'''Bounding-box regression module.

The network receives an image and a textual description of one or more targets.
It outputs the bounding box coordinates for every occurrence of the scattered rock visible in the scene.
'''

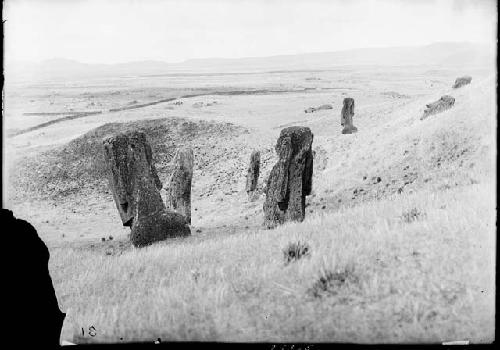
[372,176,382,184]
[166,147,194,224]
[341,98,358,134]
[452,76,472,89]
[263,126,314,229]
[421,95,455,120]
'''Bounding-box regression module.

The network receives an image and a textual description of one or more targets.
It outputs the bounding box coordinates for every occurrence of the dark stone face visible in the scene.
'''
[341,97,355,126]
[103,131,163,227]
[341,98,357,134]
[166,147,194,224]
[246,150,261,194]
[103,131,190,247]
[263,126,314,229]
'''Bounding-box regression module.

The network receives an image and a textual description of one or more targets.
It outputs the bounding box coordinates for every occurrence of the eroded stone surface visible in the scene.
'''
[263,126,314,229]
[341,98,358,134]
[103,131,190,247]
[452,76,472,89]
[166,147,194,224]
[421,95,455,120]
[245,150,261,197]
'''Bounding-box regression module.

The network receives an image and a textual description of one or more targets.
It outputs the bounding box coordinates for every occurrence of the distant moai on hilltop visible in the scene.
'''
[263,126,314,229]
[245,150,260,198]
[166,147,194,224]
[341,97,358,134]
[421,95,455,120]
[103,131,190,247]
[452,76,472,89]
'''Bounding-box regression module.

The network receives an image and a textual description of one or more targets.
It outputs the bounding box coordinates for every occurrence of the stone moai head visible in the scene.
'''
[166,147,194,224]
[341,97,355,127]
[263,126,314,228]
[246,150,261,195]
[341,98,358,134]
[102,131,163,227]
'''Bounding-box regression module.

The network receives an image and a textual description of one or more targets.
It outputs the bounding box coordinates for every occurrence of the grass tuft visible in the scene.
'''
[283,241,311,265]
[400,208,425,223]
[308,264,359,298]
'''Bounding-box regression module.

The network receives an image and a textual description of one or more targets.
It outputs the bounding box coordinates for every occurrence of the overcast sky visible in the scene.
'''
[3,0,497,64]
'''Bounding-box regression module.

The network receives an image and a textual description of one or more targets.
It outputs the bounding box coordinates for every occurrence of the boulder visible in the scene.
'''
[166,147,194,224]
[103,131,190,247]
[304,104,332,113]
[245,150,261,197]
[421,95,455,120]
[452,76,472,89]
[263,127,314,229]
[341,97,357,134]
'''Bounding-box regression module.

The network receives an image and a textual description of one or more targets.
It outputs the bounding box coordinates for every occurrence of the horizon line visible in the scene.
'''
[6,40,492,66]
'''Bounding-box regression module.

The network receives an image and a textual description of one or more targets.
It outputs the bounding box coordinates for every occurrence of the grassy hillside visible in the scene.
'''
[8,117,254,202]
[49,75,496,343]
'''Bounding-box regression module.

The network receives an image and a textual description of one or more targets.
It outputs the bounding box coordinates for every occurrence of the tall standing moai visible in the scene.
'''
[263,126,314,229]
[166,147,194,224]
[341,97,358,134]
[245,150,260,198]
[103,131,190,247]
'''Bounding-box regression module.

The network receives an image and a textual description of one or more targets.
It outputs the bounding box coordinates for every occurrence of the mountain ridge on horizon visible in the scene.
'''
[5,41,495,83]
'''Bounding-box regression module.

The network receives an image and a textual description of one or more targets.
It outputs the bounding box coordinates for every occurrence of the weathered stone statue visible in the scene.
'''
[421,95,455,120]
[166,147,194,224]
[263,126,314,229]
[245,150,260,197]
[452,76,472,89]
[103,131,190,247]
[341,97,357,134]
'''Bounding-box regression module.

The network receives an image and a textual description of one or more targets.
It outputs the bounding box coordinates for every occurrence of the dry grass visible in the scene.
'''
[54,183,495,343]
[5,68,495,344]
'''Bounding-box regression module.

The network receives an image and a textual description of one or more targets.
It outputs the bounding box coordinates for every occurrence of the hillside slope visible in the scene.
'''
[47,75,496,343]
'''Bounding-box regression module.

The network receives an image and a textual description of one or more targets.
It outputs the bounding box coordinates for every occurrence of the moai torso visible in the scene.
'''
[166,147,194,224]
[103,131,190,247]
[245,150,261,197]
[341,97,358,134]
[263,126,314,229]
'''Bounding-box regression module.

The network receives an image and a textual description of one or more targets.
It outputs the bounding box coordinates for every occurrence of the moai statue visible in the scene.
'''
[421,95,455,120]
[341,97,358,134]
[166,147,194,224]
[452,76,472,89]
[263,126,314,229]
[245,150,260,199]
[103,131,190,247]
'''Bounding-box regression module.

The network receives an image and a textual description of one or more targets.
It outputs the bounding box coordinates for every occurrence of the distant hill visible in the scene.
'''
[5,42,495,83]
